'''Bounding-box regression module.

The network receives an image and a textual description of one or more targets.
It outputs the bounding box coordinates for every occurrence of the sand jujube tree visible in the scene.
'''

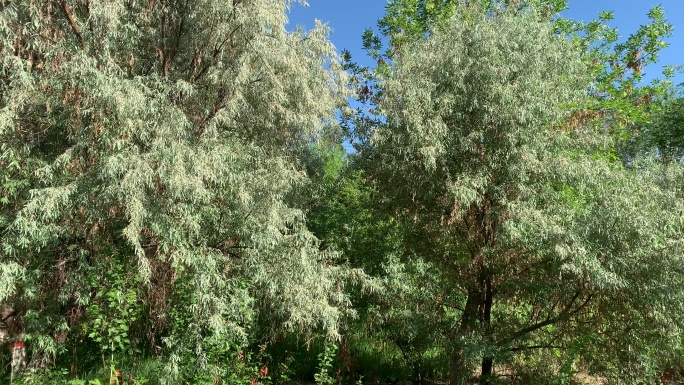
[365,4,684,383]
[0,0,363,380]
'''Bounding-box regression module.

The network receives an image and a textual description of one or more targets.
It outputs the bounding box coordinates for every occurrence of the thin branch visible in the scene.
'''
[37,33,57,44]
[510,344,565,352]
[192,26,240,83]
[59,0,86,50]
[1,308,17,323]
[508,291,586,342]
[441,302,465,313]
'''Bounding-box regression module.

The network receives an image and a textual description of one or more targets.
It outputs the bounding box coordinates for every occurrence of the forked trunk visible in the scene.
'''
[450,274,494,385]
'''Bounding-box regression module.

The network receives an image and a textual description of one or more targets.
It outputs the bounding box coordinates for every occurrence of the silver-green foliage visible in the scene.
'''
[0,0,360,377]
[372,6,684,382]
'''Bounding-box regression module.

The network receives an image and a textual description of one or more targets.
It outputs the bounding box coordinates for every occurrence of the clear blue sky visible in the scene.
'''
[288,1,684,85]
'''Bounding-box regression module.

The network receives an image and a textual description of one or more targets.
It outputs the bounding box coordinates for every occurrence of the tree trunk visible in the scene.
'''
[1,306,19,343]
[450,273,495,385]
[480,357,493,385]
[450,344,471,385]
[479,275,494,385]
[450,291,479,385]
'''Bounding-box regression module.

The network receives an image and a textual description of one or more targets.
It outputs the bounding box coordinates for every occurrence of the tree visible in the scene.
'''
[366,4,684,384]
[0,0,361,380]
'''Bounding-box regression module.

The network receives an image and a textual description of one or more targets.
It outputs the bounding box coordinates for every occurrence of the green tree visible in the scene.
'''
[367,5,684,385]
[0,0,362,381]
[378,0,567,55]
[364,0,678,156]
[639,88,684,161]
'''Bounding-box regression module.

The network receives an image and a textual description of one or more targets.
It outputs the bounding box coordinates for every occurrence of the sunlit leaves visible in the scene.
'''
[0,0,357,380]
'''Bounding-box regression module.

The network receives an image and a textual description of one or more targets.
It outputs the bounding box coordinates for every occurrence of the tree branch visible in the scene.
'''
[510,344,565,352]
[60,0,86,51]
[507,291,592,342]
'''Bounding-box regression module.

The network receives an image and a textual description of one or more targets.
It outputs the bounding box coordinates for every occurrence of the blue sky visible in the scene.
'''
[288,1,684,85]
